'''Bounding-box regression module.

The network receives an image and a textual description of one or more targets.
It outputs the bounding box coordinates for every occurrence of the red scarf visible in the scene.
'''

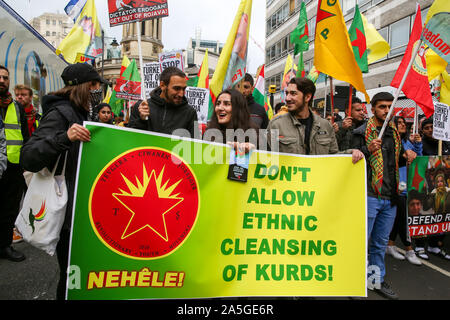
[24,104,36,134]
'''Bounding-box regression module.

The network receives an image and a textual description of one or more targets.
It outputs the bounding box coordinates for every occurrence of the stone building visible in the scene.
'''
[29,12,73,48]
[265,0,436,116]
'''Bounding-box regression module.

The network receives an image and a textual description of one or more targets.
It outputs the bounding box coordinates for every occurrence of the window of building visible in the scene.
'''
[52,32,56,36]
[46,19,50,25]
[389,16,410,56]
[53,20,56,25]
[46,31,50,36]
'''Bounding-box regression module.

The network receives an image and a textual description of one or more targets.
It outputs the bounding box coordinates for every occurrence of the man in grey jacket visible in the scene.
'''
[267,77,363,163]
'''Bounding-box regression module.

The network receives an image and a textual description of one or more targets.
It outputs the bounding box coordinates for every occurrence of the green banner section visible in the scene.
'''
[67,123,367,300]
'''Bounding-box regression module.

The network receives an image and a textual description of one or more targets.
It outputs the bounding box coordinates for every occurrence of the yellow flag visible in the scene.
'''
[314,0,369,102]
[103,86,112,104]
[197,50,210,89]
[440,71,450,105]
[425,0,450,24]
[426,48,448,81]
[56,0,102,64]
[210,0,252,100]
[360,13,390,64]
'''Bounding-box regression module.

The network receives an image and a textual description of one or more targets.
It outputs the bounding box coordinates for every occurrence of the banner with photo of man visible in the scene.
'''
[407,155,450,237]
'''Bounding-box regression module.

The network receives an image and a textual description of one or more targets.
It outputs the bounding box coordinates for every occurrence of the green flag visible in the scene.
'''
[407,156,429,193]
[290,1,309,55]
[109,90,124,117]
[348,5,369,73]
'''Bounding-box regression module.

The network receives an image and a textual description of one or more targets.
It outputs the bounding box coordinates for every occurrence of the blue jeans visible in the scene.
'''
[367,196,397,284]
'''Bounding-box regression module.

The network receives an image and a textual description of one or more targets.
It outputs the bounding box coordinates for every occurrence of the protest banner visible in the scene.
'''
[108,0,169,27]
[407,155,450,237]
[159,50,184,73]
[143,62,161,97]
[433,102,450,142]
[75,52,95,65]
[185,87,210,125]
[66,123,367,299]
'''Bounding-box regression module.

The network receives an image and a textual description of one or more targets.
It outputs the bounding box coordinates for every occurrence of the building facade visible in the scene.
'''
[265,0,435,115]
[29,12,73,48]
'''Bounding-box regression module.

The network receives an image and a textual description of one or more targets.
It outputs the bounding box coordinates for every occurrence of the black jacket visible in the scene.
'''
[128,87,199,138]
[20,95,88,230]
[422,136,450,156]
[246,95,269,129]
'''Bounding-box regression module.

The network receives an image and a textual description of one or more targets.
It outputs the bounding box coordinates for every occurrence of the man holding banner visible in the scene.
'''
[267,77,363,164]
[128,67,199,138]
[352,92,417,300]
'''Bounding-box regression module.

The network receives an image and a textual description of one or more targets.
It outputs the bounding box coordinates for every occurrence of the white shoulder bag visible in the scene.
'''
[15,153,68,256]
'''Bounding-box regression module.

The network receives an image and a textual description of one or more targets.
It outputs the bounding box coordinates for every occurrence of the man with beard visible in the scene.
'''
[0,65,29,262]
[421,117,450,156]
[352,92,416,300]
[129,67,198,138]
[267,77,363,163]
[235,73,269,129]
[336,97,365,151]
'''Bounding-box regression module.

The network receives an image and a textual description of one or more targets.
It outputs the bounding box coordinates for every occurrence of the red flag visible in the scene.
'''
[390,5,434,118]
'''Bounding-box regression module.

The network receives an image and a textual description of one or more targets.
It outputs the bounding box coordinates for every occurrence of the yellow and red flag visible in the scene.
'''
[210,0,252,102]
[391,5,434,118]
[313,0,369,102]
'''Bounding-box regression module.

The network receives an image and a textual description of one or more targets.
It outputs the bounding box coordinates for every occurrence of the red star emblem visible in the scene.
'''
[113,167,183,241]
[411,164,424,191]
[351,27,367,59]
[316,0,335,24]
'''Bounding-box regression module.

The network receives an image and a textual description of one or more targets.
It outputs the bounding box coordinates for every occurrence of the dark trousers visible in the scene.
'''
[0,164,25,248]
[389,195,411,247]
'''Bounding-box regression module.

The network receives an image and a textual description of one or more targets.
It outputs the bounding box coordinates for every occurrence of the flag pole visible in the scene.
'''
[330,76,335,124]
[323,76,328,118]
[378,39,423,139]
[136,21,146,101]
[348,85,353,116]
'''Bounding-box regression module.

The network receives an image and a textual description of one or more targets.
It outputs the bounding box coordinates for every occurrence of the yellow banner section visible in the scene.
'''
[214,152,367,297]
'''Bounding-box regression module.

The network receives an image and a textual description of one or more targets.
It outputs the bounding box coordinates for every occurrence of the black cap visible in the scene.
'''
[61,63,104,86]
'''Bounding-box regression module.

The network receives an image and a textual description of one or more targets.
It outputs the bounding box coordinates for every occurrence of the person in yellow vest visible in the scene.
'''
[0,65,30,262]
[0,115,6,178]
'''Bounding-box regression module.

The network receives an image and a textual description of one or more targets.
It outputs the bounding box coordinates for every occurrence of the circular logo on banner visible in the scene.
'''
[412,41,428,76]
[89,147,200,260]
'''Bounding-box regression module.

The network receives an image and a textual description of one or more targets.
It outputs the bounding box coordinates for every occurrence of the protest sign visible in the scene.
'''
[143,62,160,97]
[407,155,450,237]
[66,123,367,299]
[159,50,184,72]
[108,0,169,27]
[75,53,95,65]
[185,87,209,124]
[433,102,450,141]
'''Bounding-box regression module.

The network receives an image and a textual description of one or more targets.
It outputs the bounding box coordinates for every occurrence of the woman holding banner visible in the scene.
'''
[204,88,259,153]
[21,63,104,300]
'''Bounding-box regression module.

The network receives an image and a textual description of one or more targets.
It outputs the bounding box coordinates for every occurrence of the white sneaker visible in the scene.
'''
[427,246,441,254]
[386,246,405,260]
[415,247,429,260]
[405,250,422,265]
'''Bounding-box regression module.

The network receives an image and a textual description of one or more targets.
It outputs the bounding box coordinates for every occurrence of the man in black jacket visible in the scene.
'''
[236,73,269,129]
[129,67,199,138]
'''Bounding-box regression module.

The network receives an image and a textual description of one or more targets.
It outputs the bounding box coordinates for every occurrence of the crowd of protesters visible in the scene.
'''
[0,63,449,301]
